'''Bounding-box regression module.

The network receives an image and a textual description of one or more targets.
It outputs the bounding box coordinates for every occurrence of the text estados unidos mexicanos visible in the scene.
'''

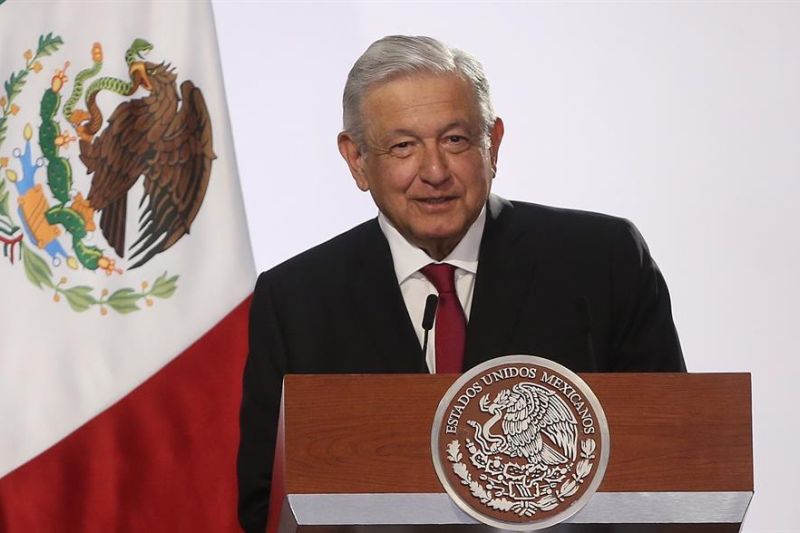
[444,366,596,435]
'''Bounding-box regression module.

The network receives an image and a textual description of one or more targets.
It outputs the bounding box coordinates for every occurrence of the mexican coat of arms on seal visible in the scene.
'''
[431,355,610,530]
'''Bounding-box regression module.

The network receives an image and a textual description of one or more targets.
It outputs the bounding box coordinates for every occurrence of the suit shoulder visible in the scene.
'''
[505,200,635,239]
[504,201,655,270]
[256,218,380,286]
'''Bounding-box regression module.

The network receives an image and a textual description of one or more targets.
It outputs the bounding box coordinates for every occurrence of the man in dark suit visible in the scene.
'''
[238,35,685,533]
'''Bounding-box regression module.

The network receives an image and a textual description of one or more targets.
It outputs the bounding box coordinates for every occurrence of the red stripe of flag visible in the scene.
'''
[0,296,251,532]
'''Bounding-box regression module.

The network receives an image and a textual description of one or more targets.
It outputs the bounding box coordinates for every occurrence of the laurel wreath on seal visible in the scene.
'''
[446,438,596,516]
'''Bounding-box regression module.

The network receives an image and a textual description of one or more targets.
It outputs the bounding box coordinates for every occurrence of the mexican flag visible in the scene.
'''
[0,1,255,530]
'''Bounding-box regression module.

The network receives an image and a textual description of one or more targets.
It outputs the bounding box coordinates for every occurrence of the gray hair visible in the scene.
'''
[342,35,496,149]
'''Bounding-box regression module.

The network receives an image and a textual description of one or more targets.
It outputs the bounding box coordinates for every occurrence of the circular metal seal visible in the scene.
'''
[431,355,610,530]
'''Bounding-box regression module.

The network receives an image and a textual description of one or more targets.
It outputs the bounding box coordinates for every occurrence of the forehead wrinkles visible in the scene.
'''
[362,75,482,143]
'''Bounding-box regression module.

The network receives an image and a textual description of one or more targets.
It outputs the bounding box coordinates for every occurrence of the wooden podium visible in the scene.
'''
[267,373,752,533]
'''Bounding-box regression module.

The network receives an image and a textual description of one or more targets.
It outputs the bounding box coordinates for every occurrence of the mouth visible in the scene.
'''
[415,196,457,206]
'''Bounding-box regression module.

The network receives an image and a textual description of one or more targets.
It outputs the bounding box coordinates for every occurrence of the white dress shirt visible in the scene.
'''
[378,207,486,373]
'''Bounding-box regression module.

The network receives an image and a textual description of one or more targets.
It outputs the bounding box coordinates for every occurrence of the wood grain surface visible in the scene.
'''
[279,373,752,495]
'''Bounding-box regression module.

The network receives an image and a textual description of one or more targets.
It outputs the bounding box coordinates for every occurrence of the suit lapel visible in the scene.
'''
[349,220,423,372]
[464,196,538,370]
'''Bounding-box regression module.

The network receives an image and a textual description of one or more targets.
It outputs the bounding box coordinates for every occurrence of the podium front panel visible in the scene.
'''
[270,373,752,533]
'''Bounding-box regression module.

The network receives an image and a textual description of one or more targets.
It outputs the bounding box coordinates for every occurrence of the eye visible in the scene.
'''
[389,140,416,157]
[443,135,470,153]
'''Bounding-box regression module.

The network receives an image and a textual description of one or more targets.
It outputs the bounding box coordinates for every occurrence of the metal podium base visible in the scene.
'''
[278,492,752,533]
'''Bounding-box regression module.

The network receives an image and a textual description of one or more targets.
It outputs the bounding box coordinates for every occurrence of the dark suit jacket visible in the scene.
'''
[237,195,685,532]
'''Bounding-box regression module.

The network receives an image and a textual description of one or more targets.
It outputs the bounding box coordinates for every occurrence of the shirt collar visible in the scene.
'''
[378,205,486,284]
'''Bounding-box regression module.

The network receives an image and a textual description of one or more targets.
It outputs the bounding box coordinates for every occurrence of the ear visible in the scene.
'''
[338,131,370,191]
[488,117,504,175]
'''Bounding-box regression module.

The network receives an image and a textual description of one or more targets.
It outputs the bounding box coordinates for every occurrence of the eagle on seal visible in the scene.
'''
[476,382,578,466]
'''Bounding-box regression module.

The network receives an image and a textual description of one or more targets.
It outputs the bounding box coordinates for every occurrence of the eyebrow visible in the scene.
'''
[438,121,472,135]
[381,121,473,143]
[382,129,418,141]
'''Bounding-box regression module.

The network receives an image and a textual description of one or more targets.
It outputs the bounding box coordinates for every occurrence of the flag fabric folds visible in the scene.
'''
[0,1,255,530]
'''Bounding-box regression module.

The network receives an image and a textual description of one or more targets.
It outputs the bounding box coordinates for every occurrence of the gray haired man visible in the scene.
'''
[238,35,684,533]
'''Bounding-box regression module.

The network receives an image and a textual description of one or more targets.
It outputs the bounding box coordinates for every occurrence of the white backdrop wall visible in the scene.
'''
[212,2,799,532]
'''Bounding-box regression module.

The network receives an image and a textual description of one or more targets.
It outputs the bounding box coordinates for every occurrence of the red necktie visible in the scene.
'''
[421,263,466,373]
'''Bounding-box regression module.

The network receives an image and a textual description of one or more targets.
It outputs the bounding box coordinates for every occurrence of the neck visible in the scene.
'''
[422,241,457,262]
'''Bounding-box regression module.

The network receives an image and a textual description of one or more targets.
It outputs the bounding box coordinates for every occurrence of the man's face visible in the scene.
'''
[339,73,504,260]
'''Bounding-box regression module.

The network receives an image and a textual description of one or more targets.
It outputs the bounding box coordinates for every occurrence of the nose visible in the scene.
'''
[419,143,450,186]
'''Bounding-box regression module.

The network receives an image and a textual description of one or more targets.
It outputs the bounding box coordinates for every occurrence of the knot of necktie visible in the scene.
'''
[420,263,457,295]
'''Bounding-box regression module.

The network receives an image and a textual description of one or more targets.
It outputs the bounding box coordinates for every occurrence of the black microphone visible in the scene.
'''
[421,294,439,372]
